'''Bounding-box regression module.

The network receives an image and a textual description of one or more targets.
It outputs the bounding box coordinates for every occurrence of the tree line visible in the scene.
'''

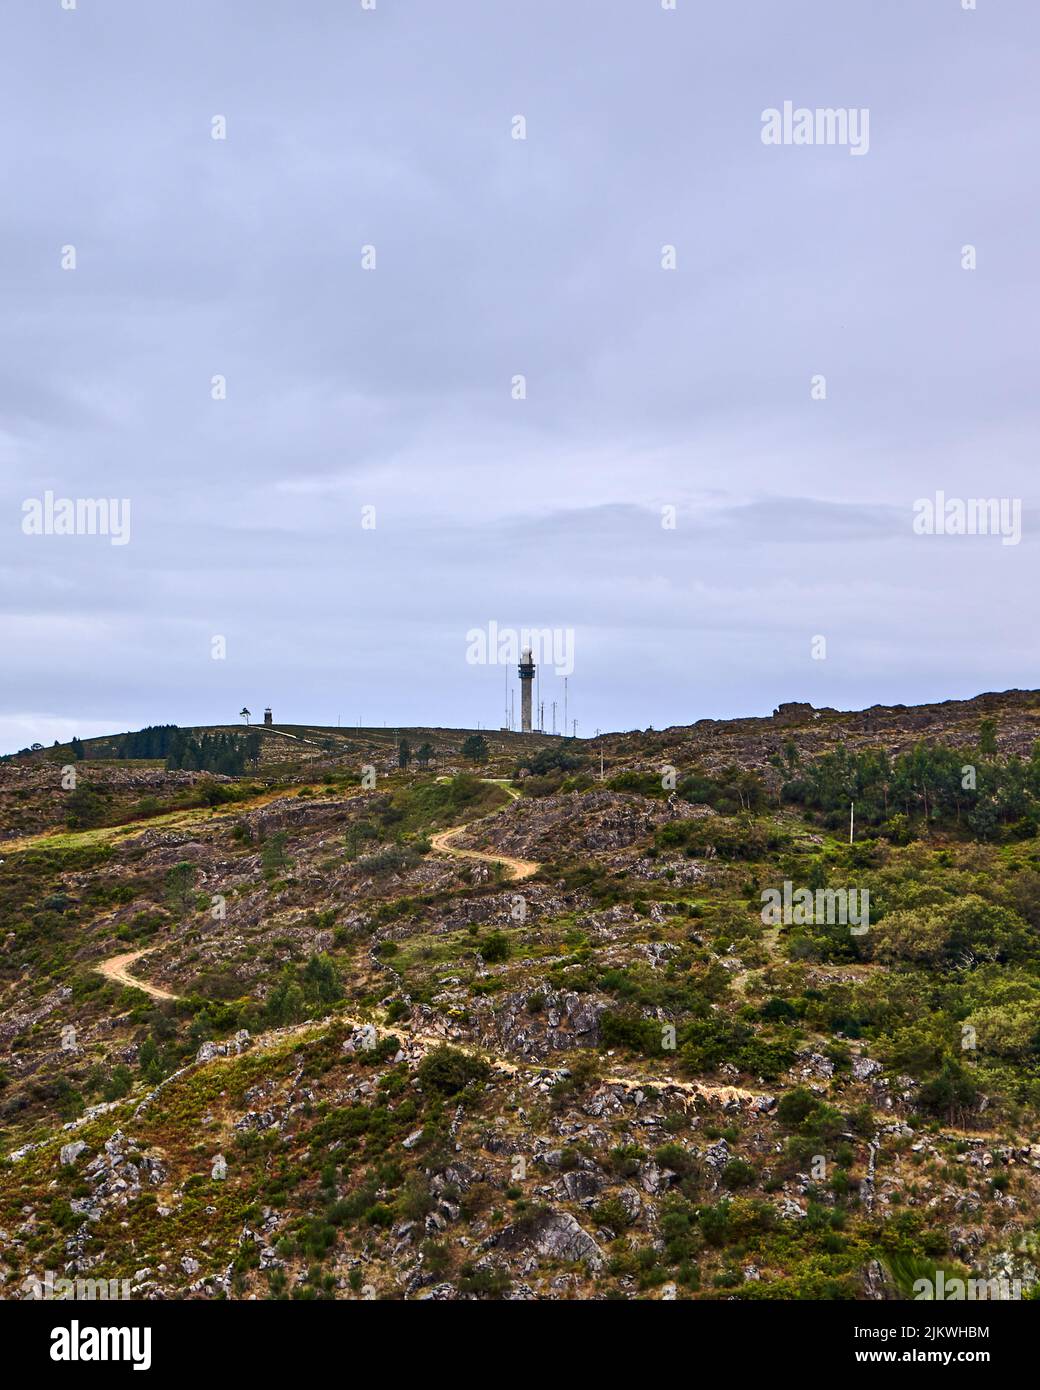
[95,724,261,776]
[164,730,259,775]
[780,726,1040,840]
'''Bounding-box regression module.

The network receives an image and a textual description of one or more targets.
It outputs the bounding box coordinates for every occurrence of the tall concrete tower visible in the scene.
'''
[518,648,535,734]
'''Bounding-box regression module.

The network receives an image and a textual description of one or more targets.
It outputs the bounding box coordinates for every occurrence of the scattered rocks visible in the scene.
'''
[472,983,608,1060]
[195,1031,251,1064]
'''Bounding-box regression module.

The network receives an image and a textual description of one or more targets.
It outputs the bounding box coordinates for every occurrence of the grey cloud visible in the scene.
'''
[1,0,1038,749]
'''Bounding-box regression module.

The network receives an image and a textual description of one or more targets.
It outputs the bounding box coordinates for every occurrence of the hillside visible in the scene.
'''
[3,690,1040,1301]
[0,722,555,843]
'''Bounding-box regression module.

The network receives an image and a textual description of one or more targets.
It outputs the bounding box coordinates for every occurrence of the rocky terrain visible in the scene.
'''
[594,687,1040,785]
[3,690,1040,1301]
[0,763,234,843]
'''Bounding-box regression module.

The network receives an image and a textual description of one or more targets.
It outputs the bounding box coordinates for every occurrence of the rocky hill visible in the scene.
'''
[3,689,1040,1301]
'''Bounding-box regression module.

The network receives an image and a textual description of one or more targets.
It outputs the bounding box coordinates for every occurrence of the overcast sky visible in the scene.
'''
[2,0,1038,752]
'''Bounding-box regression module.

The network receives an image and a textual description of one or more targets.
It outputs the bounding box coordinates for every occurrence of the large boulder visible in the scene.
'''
[489,1209,605,1270]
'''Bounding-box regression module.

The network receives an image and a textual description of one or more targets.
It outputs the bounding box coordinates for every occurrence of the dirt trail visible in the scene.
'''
[88,952,766,1112]
[179,1009,767,1111]
[94,948,179,1001]
[481,778,522,801]
[428,778,537,880]
[410,1037,762,1108]
[429,824,539,881]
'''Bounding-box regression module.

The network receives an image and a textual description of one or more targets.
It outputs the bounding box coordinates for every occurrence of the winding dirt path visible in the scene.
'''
[158,1009,765,1111]
[95,948,179,1001]
[429,824,539,881]
[428,778,538,880]
[83,949,766,1113]
[87,954,765,1111]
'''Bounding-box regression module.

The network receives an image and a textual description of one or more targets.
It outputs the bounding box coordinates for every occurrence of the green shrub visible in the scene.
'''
[720,1157,756,1190]
[481,931,511,964]
[417,1047,489,1096]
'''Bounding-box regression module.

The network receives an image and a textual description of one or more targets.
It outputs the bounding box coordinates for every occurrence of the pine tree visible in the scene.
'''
[461,734,489,764]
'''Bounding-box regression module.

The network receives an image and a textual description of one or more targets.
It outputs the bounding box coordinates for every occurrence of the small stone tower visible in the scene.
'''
[264,708,273,725]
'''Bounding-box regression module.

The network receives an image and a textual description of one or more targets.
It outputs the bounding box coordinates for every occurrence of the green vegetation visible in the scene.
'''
[165,730,253,775]
[264,955,344,1025]
[782,738,1040,841]
[382,774,508,834]
[461,734,489,764]
[416,1047,490,1095]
